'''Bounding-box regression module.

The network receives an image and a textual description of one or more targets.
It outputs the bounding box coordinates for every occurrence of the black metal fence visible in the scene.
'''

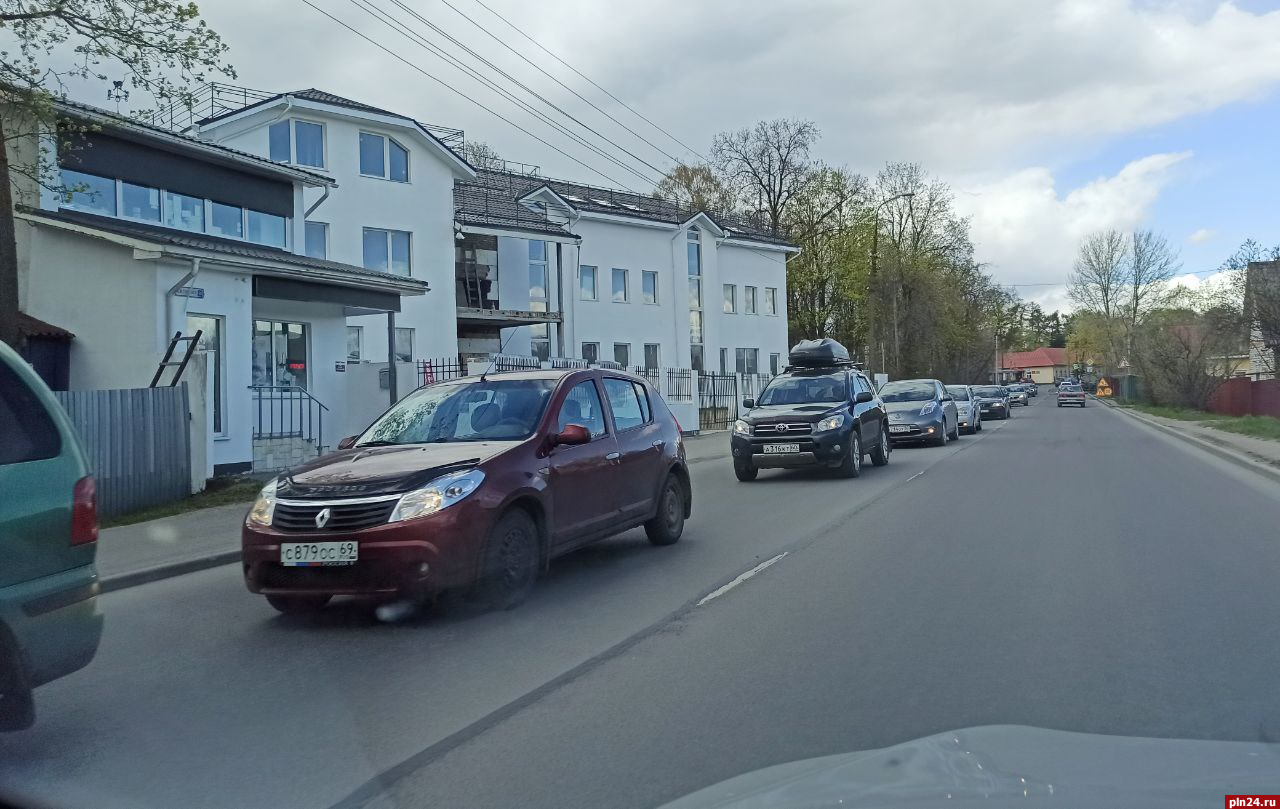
[665,368,693,402]
[493,354,542,372]
[698,372,740,431]
[416,357,467,387]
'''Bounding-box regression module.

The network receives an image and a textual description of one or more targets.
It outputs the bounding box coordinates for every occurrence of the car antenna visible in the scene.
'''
[479,326,522,383]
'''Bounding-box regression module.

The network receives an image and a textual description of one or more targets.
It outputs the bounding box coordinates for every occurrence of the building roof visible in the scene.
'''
[454,169,796,248]
[1002,347,1070,369]
[54,98,335,187]
[19,207,429,294]
[18,312,74,341]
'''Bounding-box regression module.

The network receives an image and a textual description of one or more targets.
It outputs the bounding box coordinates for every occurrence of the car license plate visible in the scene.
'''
[280,541,358,567]
[762,443,800,454]
[889,425,913,434]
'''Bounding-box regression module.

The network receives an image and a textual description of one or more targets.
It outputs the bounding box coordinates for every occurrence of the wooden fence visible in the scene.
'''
[54,386,192,518]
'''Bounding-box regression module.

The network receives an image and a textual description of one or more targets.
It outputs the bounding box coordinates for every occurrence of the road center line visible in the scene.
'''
[697,552,789,606]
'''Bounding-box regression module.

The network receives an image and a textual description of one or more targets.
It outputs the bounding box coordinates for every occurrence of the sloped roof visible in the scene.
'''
[18,312,74,341]
[1002,347,1069,369]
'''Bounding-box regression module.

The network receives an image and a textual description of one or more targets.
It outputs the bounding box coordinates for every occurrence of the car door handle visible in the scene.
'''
[605,452,621,461]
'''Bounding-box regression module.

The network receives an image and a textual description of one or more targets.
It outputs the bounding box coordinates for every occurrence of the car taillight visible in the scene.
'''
[71,475,98,545]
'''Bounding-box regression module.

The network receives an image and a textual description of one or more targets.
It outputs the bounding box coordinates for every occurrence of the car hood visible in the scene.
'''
[744,404,841,423]
[277,441,520,497]
[658,725,1280,809]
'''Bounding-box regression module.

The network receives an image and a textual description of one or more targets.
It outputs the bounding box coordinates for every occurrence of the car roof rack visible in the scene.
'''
[781,359,864,373]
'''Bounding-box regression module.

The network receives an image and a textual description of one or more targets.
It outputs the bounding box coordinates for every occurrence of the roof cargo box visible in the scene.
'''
[788,338,850,367]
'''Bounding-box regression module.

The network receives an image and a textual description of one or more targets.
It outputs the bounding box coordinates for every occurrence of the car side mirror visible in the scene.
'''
[741,398,755,409]
[338,435,358,450]
[943,395,954,402]
[854,391,874,403]
[552,424,591,446]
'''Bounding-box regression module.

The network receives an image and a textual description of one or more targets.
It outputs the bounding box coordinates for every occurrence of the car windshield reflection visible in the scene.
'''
[359,379,556,445]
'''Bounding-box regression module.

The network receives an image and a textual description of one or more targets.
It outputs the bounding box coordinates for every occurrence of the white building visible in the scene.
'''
[12,98,427,474]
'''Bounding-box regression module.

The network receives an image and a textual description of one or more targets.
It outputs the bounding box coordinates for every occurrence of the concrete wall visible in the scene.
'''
[342,361,419,438]
[714,241,790,373]
[205,108,460,362]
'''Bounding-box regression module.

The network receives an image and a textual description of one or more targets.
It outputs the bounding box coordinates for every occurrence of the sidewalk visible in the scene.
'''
[1103,400,1280,485]
[97,502,248,592]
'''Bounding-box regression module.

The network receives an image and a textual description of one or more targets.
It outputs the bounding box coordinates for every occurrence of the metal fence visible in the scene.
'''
[698,372,740,431]
[629,366,662,387]
[550,357,590,369]
[665,368,693,402]
[416,357,467,387]
[492,354,542,372]
[738,373,775,400]
[54,387,192,519]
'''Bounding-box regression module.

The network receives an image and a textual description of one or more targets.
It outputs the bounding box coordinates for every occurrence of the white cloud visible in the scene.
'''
[1187,228,1216,244]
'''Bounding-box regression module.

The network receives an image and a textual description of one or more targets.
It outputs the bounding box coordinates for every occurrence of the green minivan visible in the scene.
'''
[0,340,103,730]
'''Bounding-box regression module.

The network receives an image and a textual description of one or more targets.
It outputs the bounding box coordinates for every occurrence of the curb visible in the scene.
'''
[99,550,241,594]
[1101,400,1280,487]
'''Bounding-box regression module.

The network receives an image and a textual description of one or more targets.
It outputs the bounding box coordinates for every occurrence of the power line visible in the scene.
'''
[297,0,641,188]
[344,0,661,187]
[465,0,709,164]
[440,0,686,167]
[387,0,672,183]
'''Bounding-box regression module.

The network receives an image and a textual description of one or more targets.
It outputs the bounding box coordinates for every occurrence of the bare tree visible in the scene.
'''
[654,162,735,213]
[711,118,819,236]
[1125,228,1179,332]
[1068,229,1129,368]
[462,140,505,171]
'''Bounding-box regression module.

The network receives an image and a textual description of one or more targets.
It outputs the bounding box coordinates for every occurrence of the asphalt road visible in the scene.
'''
[5,394,1280,809]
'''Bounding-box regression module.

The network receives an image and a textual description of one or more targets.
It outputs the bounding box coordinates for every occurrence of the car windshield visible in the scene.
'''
[878,381,936,402]
[971,386,1002,397]
[358,378,556,444]
[946,386,970,400]
[757,372,847,405]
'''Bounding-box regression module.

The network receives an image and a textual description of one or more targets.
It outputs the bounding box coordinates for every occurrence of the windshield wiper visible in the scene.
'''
[354,440,400,447]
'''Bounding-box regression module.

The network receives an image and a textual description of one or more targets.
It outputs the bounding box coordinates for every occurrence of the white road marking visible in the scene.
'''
[906,471,925,483]
[697,552,789,606]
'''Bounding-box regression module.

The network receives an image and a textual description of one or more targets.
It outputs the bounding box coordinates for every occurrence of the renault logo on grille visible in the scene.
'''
[775,424,789,433]
[315,507,332,529]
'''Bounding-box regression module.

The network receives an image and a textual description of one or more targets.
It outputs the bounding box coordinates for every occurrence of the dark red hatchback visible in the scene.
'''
[242,368,691,614]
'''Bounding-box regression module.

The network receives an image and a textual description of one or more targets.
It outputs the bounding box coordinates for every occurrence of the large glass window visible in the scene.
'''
[688,228,703,369]
[642,270,658,304]
[359,132,409,182]
[581,342,599,363]
[210,201,243,239]
[612,268,628,302]
[347,326,362,363]
[364,228,412,275]
[394,327,414,362]
[388,139,409,182]
[60,169,116,215]
[293,121,325,168]
[252,320,309,389]
[723,284,737,314]
[269,120,291,162]
[186,314,224,434]
[163,191,204,232]
[764,287,778,315]
[247,210,286,248]
[644,343,660,370]
[736,348,759,375]
[121,182,160,221]
[529,241,550,360]
[305,221,328,259]
[745,286,758,315]
[613,343,630,366]
[580,265,598,300]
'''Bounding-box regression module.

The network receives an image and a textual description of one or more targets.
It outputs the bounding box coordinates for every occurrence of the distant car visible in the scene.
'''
[945,385,982,435]
[1023,382,1039,397]
[880,379,959,447]
[243,368,691,614]
[1008,386,1029,406]
[1057,384,1086,407]
[0,340,103,731]
[970,385,1011,420]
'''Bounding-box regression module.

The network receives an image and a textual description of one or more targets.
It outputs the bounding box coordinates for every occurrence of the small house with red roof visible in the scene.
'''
[1000,347,1070,384]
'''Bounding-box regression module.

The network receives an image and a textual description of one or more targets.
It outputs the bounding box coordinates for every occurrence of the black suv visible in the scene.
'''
[730,339,889,481]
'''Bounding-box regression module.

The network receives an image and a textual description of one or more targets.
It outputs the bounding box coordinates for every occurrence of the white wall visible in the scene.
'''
[712,241,791,374]
[204,108,460,363]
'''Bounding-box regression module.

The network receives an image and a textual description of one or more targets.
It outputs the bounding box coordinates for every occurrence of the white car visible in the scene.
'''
[945,385,983,435]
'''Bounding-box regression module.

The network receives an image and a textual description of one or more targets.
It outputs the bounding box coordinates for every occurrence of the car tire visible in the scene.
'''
[0,642,34,732]
[475,509,541,610]
[947,418,960,441]
[266,594,332,615]
[931,424,947,447]
[645,475,687,545]
[1057,402,1063,407]
[870,425,890,467]
[733,457,758,482]
[836,431,862,478]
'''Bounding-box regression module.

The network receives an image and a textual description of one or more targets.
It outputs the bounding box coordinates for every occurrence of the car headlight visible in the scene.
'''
[247,478,278,527]
[389,469,485,523]
[919,401,938,416]
[814,414,844,432]
[733,419,750,435]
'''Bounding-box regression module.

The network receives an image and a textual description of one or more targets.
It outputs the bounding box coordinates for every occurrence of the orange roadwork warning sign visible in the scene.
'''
[1096,378,1112,397]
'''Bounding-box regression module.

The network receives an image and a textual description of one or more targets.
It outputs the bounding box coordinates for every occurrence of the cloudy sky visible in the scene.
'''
[181,0,1280,310]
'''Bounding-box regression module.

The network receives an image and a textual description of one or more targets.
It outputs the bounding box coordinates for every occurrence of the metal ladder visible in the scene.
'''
[149,330,203,388]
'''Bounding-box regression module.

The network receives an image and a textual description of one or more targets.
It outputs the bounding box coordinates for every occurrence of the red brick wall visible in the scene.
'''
[1209,377,1280,418]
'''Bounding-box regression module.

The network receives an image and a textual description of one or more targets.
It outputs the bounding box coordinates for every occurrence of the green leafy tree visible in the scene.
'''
[0,0,233,349]
[654,162,735,213]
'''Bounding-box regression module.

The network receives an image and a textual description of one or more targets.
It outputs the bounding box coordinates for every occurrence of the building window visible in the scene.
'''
[247,210,286,248]
[164,191,204,232]
[187,314,224,434]
[764,287,778,315]
[347,326,362,363]
[305,221,328,259]
[359,132,409,182]
[394,327,414,362]
[269,119,325,168]
[582,342,599,363]
[642,270,658,304]
[612,268,628,302]
[363,227,412,275]
[252,320,309,389]
[580,265,598,300]
[719,347,728,374]
[770,353,781,375]
[723,284,736,314]
[644,343,660,370]
[456,233,498,309]
[210,201,243,239]
[60,168,116,215]
[688,228,703,369]
[121,181,159,221]
[745,286,757,315]
[614,343,630,366]
[736,348,759,375]
[529,241,550,360]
